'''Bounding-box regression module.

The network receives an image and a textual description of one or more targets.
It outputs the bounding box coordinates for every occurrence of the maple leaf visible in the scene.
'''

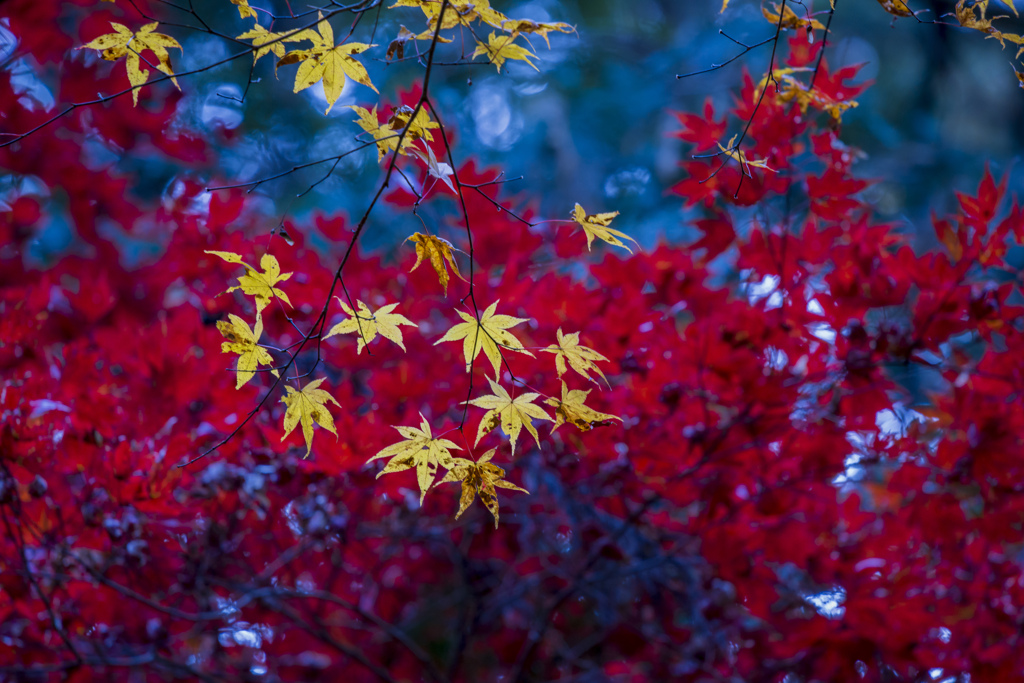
[434,300,534,377]
[544,381,621,433]
[407,232,462,294]
[542,328,609,385]
[718,134,774,174]
[762,3,826,30]
[464,378,551,455]
[276,13,377,114]
[876,0,915,17]
[571,203,638,253]
[207,251,293,314]
[217,313,275,389]
[323,298,417,353]
[78,22,181,106]
[230,0,257,19]
[368,414,460,503]
[472,32,538,73]
[236,24,301,64]
[500,19,574,48]
[386,25,417,60]
[280,378,341,458]
[435,449,528,528]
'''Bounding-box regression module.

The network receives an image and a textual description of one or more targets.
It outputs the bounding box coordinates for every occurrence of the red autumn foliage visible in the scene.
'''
[3,5,1024,683]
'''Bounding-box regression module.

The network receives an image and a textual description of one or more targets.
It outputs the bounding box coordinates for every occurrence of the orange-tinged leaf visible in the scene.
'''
[280,378,341,458]
[368,414,459,503]
[434,300,534,376]
[544,381,621,432]
[435,449,527,528]
[762,2,826,30]
[465,378,551,455]
[407,232,461,294]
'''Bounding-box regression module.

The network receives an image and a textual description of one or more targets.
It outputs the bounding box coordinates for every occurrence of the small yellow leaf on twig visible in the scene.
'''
[542,328,610,385]
[407,232,462,294]
[280,378,341,458]
[472,32,538,72]
[217,313,275,389]
[571,203,638,253]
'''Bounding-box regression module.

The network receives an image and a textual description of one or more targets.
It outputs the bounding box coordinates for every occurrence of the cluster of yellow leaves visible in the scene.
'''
[349,104,439,161]
[78,22,181,105]
[389,0,573,73]
[955,0,1024,55]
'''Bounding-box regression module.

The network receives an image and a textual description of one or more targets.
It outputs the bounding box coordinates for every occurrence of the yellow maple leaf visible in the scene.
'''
[323,298,417,353]
[407,232,462,294]
[78,22,181,106]
[368,414,460,503]
[280,378,341,458]
[434,300,534,376]
[236,24,302,64]
[276,13,377,114]
[206,250,292,314]
[230,0,257,19]
[542,328,610,385]
[571,203,638,253]
[435,448,528,528]
[217,313,275,389]
[762,3,826,30]
[499,19,574,48]
[718,134,774,174]
[544,381,621,433]
[465,378,551,455]
[472,32,538,73]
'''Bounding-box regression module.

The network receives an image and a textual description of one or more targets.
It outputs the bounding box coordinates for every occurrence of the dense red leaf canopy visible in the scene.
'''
[3,3,1024,682]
